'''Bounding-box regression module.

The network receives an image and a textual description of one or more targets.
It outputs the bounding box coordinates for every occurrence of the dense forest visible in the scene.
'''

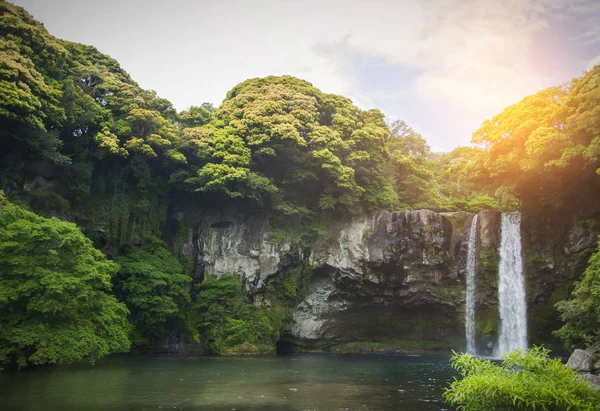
[1,0,600,369]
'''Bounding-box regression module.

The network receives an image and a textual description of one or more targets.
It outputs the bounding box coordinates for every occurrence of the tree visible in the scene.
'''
[387,120,441,209]
[180,75,397,214]
[456,66,600,213]
[0,194,130,367]
[114,237,191,344]
[0,2,67,164]
[444,346,600,410]
[187,275,275,354]
[178,105,213,128]
[555,238,600,350]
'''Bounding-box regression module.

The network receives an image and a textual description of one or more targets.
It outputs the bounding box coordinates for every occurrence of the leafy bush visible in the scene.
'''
[187,275,276,354]
[555,239,600,350]
[0,194,130,367]
[114,236,190,344]
[444,346,600,410]
[265,263,313,304]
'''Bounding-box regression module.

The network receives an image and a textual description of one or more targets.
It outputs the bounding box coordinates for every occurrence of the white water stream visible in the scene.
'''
[465,214,478,355]
[496,212,528,356]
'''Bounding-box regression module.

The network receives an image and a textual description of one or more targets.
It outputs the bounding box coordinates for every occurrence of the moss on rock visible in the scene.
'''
[327,338,458,355]
[221,343,275,356]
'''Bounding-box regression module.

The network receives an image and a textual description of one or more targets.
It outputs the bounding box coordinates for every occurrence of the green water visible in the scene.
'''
[0,354,455,410]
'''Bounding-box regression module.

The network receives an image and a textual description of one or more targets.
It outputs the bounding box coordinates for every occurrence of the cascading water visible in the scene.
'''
[496,212,527,356]
[465,214,478,355]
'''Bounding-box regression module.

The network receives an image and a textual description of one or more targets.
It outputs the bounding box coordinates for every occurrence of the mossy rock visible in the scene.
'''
[528,280,576,347]
[328,338,457,355]
[477,248,499,300]
[475,309,499,340]
[221,342,275,355]
[480,248,499,279]
[441,211,472,233]
[263,262,313,307]
[328,307,463,344]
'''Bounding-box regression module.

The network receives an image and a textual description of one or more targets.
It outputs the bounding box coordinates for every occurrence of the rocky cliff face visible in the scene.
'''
[177,209,490,352]
[522,214,600,351]
[172,207,599,354]
[20,177,598,354]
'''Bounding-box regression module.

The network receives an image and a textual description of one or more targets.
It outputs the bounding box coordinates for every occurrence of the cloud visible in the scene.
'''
[303,0,599,147]
[586,55,600,71]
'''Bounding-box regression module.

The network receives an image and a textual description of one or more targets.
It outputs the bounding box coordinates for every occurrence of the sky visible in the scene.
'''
[12,0,600,151]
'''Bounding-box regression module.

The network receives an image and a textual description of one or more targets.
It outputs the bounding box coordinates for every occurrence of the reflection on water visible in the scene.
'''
[0,354,455,410]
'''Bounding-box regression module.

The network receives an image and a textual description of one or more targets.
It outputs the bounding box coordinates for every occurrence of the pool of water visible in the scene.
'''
[0,354,456,410]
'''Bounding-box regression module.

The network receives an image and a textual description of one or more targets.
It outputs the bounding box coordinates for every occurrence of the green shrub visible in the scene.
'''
[187,275,276,354]
[555,239,600,350]
[114,236,190,345]
[26,190,70,214]
[444,346,600,410]
[265,262,313,305]
[0,194,130,367]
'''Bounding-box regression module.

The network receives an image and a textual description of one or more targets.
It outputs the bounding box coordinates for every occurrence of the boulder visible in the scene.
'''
[578,374,600,391]
[566,348,597,372]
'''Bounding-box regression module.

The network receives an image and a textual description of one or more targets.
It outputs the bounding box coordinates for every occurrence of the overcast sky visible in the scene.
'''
[12,0,600,151]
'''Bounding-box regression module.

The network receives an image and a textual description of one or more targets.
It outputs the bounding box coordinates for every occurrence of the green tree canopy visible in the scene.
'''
[442,66,600,213]
[0,194,130,367]
[114,237,190,344]
[387,120,442,209]
[187,275,275,354]
[178,76,397,214]
[0,1,67,163]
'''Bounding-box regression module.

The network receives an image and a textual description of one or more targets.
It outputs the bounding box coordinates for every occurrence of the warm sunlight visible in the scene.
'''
[1,1,599,410]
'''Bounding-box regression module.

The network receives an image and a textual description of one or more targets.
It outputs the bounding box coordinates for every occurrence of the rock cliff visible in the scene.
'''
[124,204,600,354]
[176,209,490,353]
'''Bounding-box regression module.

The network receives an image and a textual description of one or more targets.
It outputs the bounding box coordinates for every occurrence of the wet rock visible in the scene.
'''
[564,221,599,255]
[477,210,501,250]
[23,175,57,193]
[179,213,298,290]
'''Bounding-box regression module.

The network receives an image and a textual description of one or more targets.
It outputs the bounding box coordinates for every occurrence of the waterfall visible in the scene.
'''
[496,212,527,356]
[465,214,478,355]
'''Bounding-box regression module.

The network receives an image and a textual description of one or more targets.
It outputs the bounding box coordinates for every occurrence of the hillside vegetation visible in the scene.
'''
[1,0,599,366]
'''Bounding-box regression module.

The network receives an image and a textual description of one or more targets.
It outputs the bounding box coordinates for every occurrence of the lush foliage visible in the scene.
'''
[177,76,398,215]
[0,194,130,367]
[2,0,600,365]
[186,275,276,354]
[444,346,600,410]
[0,0,188,248]
[438,67,600,213]
[0,0,446,252]
[555,239,600,350]
[387,120,441,209]
[3,0,599,223]
[185,264,314,355]
[114,237,190,344]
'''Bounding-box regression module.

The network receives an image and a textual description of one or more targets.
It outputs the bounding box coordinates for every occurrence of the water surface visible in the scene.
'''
[0,354,455,410]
